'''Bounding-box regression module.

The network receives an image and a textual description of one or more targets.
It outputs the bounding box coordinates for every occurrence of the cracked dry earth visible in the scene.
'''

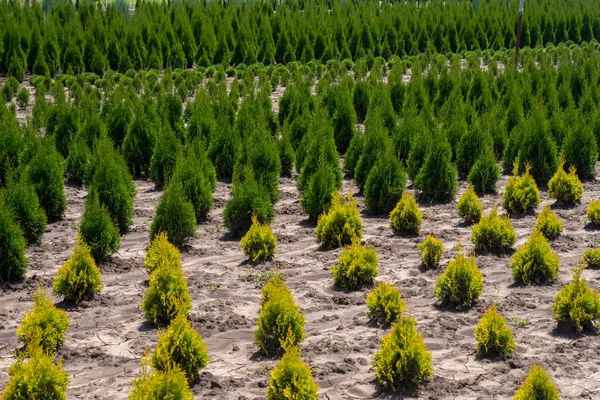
[1,164,600,400]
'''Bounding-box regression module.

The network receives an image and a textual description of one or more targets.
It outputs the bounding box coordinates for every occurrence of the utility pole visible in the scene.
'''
[514,0,525,67]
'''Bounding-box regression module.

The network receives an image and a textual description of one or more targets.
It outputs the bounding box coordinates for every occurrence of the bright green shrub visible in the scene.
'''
[2,347,69,400]
[17,289,69,352]
[123,109,156,177]
[510,230,560,285]
[562,124,597,179]
[53,240,103,304]
[372,316,433,390]
[0,196,27,282]
[471,207,517,252]
[435,250,484,309]
[414,135,458,203]
[16,88,30,109]
[241,216,277,263]
[548,159,583,205]
[145,232,182,274]
[129,357,192,400]
[142,263,192,327]
[502,163,540,215]
[223,167,274,238]
[207,127,240,181]
[535,206,563,240]
[65,136,90,184]
[474,304,515,359]
[366,282,406,327]
[79,189,120,262]
[406,132,431,181]
[587,200,600,226]
[278,132,295,178]
[517,110,559,184]
[457,185,483,224]
[150,126,181,189]
[468,150,501,194]
[315,193,362,249]
[332,239,379,290]
[582,248,600,268]
[389,191,422,236]
[513,365,559,400]
[152,314,209,382]
[150,181,196,248]
[2,175,47,245]
[364,148,406,215]
[552,266,600,333]
[456,124,494,179]
[300,161,337,221]
[170,150,213,224]
[267,341,318,400]
[418,235,444,268]
[255,280,306,356]
[343,132,363,176]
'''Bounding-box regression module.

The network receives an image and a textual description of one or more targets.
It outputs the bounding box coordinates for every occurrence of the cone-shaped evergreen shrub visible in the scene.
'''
[364,148,406,215]
[150,181,197,248]
[513,365,559,400]
[510,230,560,285]
[414,136,457,203]
[548,159,583,205]
[582,248,600,268]
[315,193,362,249]
[518,110,558,184]
[2,175,47,245]
[2,346,69,400]
[503,163,540,215]
[456,124,494,179]
[332,238,378,290]
[535,206,563,240]
[435,250,484,309]
[278,132,295,178]
[145,232,182,275]
[406,132,431,181]
[26,139,66,222]
[53,239,103,304]
[587,200,600,226]
[65,135,90,185]
[468,150,501,195]
[224,167,274,238]
[129,356,192,400]
[267,339,319,400]
[150,126,181,189]
[389,191,422,236]
[418,235,444,268]
[471,207,516,252]
[123,109,156,177]
[366,282,406,327]
[372,316,433,390]
[241,216,277,263]
[255,279,306,356]
[79,189,120,262]
[343,132,363,176]
[474,304,515,359]
[552,266,600,333]
[457,185,483,224]
[207,127,240,181]
[332,89,356,155]
[142,263,192,327]
[152,314,209,382]
[170,152,213,224]
[353,120,387,191]
[300,161,337,221]
[17,289,69,352]
[0,196,27,282]
[562,124,597,179]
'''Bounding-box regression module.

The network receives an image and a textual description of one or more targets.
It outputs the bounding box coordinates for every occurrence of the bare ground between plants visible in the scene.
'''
[1,165,600,399]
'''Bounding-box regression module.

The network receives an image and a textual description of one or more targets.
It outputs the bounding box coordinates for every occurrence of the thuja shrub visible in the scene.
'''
[343,133,363,176]
[152,314,209,382]
[142,263,192,327]
[435,250,484,310]
[79,189,120,262]
[223,167,274,238]
[552,267,600,333]
[502,163,540,215]
[267,342,318,400]
[65,135,90,185]
[587,200,600,226]
[315,193,362,249]
[123,109,156,177]
[2,175,47,245]
[510,230,560,285]
[145,232,182,274]
[241,216,277,263]
[129,356,193,400]
[474,304,515,359]
[471,207,516,253]
[548,159,583,205]
[17,289,70,352]
[562,124,597,179]
[300,161,337,221]
[582,248,600,268]
[366,282,406,327]
[413,136,457,203]
[2,347,69,400]
[389,191,422,236]
[150,126,181,189]
[418,235,444,268]
[331,238,379,290]
[364,149,406,215]
[53,239,103,304]
[170,150,213,224]
[372,316,433,390]
[535,206,563,240]
[0,196,27,282]
[150,181,196,248]
[513,365,560,400]
[468,150,500,195]
[457,185,483,224]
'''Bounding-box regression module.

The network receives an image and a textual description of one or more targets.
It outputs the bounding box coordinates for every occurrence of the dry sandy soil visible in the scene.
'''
[1,158,600,399]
